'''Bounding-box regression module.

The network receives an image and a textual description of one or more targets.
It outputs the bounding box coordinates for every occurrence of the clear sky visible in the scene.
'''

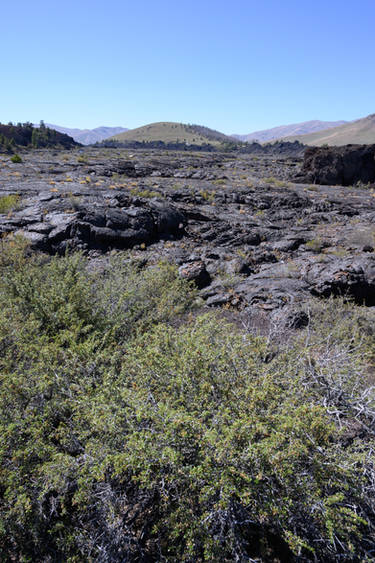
[2,0,374,134]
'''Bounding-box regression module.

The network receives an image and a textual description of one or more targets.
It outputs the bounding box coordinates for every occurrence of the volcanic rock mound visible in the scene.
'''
[296,144,375,186]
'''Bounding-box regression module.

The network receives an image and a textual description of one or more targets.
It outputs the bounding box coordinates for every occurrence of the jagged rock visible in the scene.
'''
[235,275,309,310]
[271,238,305,252]
[1,199,186,253]
[296,144,375,186]
[178,261,211,289]
[205,293,231,306]
[101,160,154,177]
[272,308,310,329]
[149,202,186,236]
[224,258,252,275]
[304,256,375,305]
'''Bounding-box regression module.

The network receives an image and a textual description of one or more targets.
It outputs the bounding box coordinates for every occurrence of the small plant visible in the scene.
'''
[0,194,20,213]
[305,237,324,252]
[264,176,277,184]
[354,180,372,189]
[199,189,215,202]
[285,259,300,276]
[254,209,265,217]
[329,246,349,258]
[130,188,160,198]
[67,194,82,211]
[236,248,248,260]
[274,179,287,187]
[10,154,22,163]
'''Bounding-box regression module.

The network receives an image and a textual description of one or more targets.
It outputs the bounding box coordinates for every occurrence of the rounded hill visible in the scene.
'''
[109,122,233,145]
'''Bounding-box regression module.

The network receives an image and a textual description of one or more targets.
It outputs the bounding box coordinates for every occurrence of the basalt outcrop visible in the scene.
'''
[296,144,375,186]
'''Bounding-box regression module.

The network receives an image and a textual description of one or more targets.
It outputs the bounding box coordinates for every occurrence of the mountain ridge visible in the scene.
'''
[282,114,375,146]
[43,124,128,145]
[232,120,347,143]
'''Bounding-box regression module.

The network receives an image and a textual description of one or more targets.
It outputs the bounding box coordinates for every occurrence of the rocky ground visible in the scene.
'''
[1,146,375,330]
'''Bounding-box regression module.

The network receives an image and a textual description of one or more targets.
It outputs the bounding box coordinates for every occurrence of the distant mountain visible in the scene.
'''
[110,122,233,146]
[283,114,375,146]
[44,124,128,145]
[232,120,347,143]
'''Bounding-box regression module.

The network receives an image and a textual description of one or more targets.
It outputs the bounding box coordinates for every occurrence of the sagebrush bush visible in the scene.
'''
[0,239,375,561]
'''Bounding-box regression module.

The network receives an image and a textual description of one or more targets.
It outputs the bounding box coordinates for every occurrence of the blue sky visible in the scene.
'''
[2,0,374,134]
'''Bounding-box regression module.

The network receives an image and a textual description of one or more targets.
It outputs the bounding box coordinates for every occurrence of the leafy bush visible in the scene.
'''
[93,255,196,339]
[0,240,194,343]
[81,314,375,561]
[0,241,375,561]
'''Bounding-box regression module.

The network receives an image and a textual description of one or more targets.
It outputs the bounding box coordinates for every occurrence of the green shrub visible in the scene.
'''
[93,255,196,338]
[264,176,278,184]
[0,242,374,561]
[0,243,194,343]
[130,187,160,198]
[305,237,325,252]
[199,189,215,202]
[0,194,20,213]
[10,153,22,163]
[86,314,374,561]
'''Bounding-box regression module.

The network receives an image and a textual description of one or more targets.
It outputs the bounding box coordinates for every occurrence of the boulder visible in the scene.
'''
[304,256,375,305]
[149,201,186,236]
[178,261,211,289]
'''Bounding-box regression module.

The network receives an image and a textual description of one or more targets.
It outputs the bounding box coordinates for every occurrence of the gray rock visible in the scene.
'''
[178,262,211,289]
[304,256,375,305]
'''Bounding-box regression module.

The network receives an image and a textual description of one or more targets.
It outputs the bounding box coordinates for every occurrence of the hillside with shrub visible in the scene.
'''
[109,121,234,146]
[0,121,79,152]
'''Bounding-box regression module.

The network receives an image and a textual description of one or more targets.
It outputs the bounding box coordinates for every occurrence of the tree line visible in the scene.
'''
[0,121,78,152]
